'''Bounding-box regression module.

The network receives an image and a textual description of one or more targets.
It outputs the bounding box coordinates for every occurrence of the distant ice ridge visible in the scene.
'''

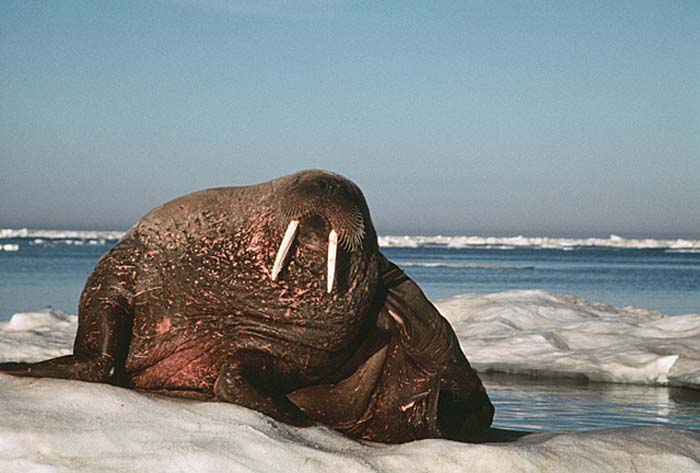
[2,296,700,472]
[0,228,124,240]
[3,229,700,251]
[379,234,700,250]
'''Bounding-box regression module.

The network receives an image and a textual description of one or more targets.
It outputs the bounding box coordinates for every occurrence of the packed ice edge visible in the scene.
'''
[2,290,698,390]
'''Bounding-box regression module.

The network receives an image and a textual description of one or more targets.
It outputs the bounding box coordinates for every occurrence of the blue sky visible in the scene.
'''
[1,1,698,237]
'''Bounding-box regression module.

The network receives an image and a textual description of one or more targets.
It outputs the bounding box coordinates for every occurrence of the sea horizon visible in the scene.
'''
[3,227,700,245]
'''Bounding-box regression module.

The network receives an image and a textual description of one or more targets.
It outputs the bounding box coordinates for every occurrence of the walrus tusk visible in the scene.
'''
[271,219,299,281]
[327,229,338,293]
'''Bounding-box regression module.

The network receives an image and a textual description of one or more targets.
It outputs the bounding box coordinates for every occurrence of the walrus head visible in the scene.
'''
[271,170,375,293]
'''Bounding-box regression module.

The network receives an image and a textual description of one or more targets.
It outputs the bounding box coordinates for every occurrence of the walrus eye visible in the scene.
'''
[271,219,299,281]
[327,229,338,293]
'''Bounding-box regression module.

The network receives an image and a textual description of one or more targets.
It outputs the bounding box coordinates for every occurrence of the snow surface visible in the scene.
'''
[2,293,700,472]
[0,373,698,473]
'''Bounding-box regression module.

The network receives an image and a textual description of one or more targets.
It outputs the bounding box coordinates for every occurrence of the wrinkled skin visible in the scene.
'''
[0,170,493,443]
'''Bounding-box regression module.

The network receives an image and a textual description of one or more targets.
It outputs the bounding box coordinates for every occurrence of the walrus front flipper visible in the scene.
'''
[0,354,117,380]
[287,346,388,429]
[0,243,136,383]
[214,350,314,427]
[378,256,494,441]
[290,334,443,443]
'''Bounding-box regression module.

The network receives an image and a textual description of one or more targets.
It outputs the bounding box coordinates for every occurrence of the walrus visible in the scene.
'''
[0,170,493,443]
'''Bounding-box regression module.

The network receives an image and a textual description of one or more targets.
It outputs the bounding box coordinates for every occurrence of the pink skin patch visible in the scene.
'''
[399,401,415,412]
[155,317,172,335]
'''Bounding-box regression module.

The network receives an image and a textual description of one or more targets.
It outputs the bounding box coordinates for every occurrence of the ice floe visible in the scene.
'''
[1,295,700,472]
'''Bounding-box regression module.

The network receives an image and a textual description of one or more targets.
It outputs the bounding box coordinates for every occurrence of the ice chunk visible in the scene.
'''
[436,290,700,388]
[0,309,77,363]
[5,309,73,331]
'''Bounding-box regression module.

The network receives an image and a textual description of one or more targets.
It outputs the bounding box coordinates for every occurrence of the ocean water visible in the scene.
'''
[2,235,699,319]
[384,246,700,316]
[1,233,699,434]
[0,238,108,320]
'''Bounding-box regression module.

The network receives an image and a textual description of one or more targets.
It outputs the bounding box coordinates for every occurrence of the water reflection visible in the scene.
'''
[482,374,700,432]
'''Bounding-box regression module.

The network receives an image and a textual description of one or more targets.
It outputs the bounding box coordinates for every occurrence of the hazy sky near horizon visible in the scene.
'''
[1,1,699,237]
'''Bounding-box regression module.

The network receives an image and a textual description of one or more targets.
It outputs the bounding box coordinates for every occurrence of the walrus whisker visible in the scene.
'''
[327,229,338,293]
[271,219,299,281]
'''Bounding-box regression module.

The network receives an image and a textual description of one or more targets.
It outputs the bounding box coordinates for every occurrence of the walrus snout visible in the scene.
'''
[277,170,367,251]
[271,170,372,293]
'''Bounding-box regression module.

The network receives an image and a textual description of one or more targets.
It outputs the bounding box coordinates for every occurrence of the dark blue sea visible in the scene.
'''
[1,235,699,432]
[2,239,698,319]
